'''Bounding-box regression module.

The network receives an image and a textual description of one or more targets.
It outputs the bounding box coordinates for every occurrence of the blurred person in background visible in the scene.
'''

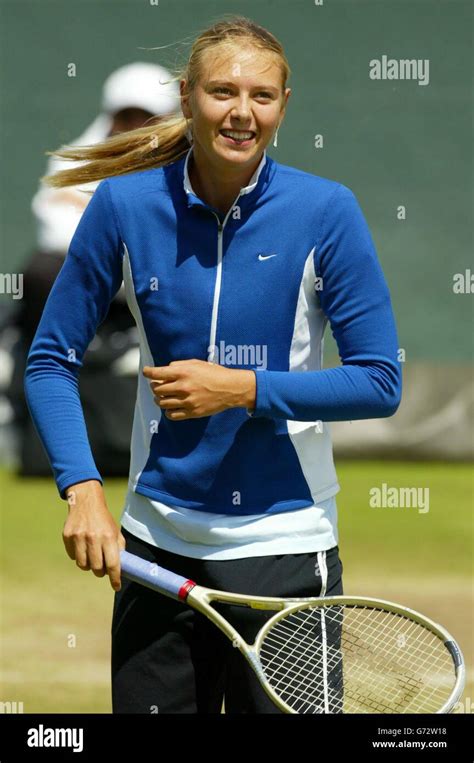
[5,62,180,476]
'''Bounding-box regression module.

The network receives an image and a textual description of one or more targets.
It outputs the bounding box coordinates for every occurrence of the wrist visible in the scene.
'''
[65,479,102,506]
[232,369,256,410]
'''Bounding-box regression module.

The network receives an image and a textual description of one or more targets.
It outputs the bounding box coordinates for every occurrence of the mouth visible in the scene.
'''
[219,129,256,147]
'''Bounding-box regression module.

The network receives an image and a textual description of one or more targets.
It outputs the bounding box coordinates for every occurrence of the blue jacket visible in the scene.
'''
[24,147,402,514]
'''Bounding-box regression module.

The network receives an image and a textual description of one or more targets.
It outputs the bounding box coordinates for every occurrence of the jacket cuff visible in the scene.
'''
[246,370,269,417]
[58,472,103,500]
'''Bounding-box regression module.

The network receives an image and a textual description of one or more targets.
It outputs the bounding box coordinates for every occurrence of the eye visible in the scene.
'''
[212,87,274,99]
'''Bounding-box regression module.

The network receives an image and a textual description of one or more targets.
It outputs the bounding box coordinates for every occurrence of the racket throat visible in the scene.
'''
[178,580,197,601]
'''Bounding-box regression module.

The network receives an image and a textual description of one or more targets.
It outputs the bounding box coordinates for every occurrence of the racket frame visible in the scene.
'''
[119,550,465,714]
[186,588,465,714]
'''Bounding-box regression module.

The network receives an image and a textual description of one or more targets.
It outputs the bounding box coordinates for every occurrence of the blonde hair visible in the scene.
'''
[42,15,291,189]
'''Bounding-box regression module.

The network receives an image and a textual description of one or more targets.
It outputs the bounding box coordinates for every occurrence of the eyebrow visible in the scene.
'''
[207,80,280,93]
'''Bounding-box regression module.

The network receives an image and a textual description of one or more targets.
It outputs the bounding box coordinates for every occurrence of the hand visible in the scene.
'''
[143,359,256,420]
[62,480,126,591]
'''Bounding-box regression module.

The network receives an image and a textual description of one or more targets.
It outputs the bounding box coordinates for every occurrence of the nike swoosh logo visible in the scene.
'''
[258,254,277,260]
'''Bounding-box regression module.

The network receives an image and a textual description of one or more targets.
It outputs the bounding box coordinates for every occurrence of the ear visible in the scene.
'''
[280,87,291,117]
[180,79,192,119]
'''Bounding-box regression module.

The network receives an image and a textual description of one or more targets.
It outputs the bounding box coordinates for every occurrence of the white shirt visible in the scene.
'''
[120,486,339,560]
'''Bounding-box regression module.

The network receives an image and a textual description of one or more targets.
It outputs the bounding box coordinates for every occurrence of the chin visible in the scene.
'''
[213,140,261,162]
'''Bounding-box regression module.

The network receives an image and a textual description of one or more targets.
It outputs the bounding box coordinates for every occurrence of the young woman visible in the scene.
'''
[24,16,402,713]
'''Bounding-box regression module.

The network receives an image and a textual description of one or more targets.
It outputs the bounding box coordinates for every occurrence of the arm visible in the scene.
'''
[24,179,124,499]
[249,184,402,421]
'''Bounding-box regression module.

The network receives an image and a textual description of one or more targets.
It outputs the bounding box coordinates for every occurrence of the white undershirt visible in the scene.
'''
[119,486,339,560]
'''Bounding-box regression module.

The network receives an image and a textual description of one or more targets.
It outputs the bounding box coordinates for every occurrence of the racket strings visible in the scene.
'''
[339,610,453,713]
[258,604,455,714]
[262,629,428,713]
[261,607,345,713]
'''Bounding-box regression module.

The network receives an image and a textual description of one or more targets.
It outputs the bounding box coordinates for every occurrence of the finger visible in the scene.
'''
[142,366,177,381]
[156,397,188,409]
[86,536,107,577]
[150,381,182,396]
[103,539,122,591]
[165,409,190,420]
[74,536,91,571]
[63,532,77,561]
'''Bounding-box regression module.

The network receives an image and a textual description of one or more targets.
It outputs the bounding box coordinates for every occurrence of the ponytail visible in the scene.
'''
[42,114,191,189]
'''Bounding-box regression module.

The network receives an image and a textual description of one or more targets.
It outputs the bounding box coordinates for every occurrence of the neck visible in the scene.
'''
[188,145,263,215]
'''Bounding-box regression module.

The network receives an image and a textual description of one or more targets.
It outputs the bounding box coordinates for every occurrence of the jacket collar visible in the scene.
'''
[182,144,268,211]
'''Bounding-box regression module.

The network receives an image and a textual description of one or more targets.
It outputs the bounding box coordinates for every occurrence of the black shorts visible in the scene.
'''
[111,526,344,714]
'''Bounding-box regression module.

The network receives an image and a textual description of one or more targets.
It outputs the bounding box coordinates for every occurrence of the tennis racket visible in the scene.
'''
[120,549,465,714]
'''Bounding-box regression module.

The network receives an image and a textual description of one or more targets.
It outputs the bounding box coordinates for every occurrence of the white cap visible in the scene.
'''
[32,62,182,253]
[101,62,181,117]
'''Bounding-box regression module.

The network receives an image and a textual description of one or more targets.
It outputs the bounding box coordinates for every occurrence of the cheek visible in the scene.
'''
[258,116,279,136]
[198,100,228,128]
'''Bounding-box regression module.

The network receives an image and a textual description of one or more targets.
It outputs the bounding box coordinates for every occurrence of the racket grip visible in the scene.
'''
[120,550,194,601]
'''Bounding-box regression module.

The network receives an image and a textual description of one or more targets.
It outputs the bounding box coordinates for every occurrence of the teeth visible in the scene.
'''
[221,130,254,141]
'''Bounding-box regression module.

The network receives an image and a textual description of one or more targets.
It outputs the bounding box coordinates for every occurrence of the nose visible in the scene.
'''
[230,94,252,122]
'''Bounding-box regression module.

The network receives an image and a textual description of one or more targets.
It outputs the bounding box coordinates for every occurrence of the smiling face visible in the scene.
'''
[181,45,290,173]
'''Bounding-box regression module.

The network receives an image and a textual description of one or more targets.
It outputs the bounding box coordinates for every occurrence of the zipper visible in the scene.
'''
[207,198,242,364]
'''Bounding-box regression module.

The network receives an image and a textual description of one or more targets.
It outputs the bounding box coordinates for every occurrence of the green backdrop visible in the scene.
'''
[0,0,472,361]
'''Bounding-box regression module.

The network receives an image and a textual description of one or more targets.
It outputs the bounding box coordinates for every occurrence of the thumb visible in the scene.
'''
[118,532,127,551]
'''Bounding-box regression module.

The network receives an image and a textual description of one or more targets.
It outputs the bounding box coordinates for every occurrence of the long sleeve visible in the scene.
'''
[24,179,124,499]
[250,184,402,421]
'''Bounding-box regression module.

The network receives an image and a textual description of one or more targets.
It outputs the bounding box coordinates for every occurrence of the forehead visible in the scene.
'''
[199,45,281,85]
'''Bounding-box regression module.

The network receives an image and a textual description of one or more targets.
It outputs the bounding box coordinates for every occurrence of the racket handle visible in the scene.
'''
[120,550,195,601]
